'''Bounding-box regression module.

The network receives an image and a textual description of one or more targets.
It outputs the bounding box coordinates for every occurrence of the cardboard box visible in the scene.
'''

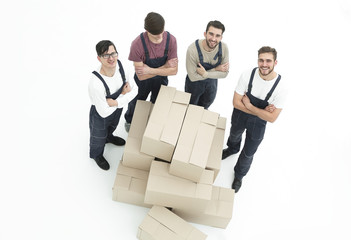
[141,86,191,161]
[137,206,207,240]
[172,186,235,229]
[112,161,152,208]
[170,105,219,182]
[144,160,213,212]
[206,117,226,181]
[123,100,155,171]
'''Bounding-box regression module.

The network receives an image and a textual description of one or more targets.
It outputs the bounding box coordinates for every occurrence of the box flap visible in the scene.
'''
[216,116,227,130]
[173,90,191,104]
[129,100,152,139]
[117,162,149,180]
[160,103,187,145]
[201,110,219,126]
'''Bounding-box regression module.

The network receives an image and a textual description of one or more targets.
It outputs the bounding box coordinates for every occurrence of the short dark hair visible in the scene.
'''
[144,12,165,35]
[96,40,117,56]
[258,46,277,61]
[206,20,225,34]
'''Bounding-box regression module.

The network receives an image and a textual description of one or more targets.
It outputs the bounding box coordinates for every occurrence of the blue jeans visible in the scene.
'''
[185,76,217,110]
[227,108,266,180]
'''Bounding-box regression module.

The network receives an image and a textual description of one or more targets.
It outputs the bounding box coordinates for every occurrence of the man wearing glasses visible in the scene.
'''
[88,40,137,170]
[124,12,178,132]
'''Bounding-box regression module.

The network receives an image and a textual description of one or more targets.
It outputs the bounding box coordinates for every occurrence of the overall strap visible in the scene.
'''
[140,33,149,60]
[163,31,170,56]
[92,71,111,96]
[247,67,257,94]
[195,39,204,64]
[213,42,222,61]
[117,60,126,84]
[264,74,281,101]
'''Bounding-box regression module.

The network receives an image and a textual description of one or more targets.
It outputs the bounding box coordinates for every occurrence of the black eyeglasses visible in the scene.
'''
[100,52,118,59]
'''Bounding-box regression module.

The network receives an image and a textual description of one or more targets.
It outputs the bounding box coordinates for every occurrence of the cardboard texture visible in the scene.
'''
[123,100,155,171]
[144,160,213,212]
[112,161,152,208]
[137,206,207,240]
[141,86,191,161]
[206,117,226,180]
[172,186,235,229]
[170,105,219,182]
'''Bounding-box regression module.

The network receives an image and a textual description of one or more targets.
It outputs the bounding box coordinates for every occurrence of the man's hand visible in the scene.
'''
[215,62,229,72]
[242,94,252,109]
[135,65,151,76]
[107,98,117,107]
[265,104,276,113]
[196,63,207,77]
[121,82,131,95]
[165,58,178,68]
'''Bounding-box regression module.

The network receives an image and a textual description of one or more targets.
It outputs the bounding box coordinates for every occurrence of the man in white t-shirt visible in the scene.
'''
[88,40,137,170]
[222,46,287,192]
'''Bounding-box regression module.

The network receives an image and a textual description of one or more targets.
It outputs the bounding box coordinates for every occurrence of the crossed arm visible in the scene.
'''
[134,58,178,80]
[233,92,282,123]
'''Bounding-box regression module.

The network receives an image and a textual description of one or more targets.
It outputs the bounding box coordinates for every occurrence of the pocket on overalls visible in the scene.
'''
[92,114,107,139]
[251,118,266,141]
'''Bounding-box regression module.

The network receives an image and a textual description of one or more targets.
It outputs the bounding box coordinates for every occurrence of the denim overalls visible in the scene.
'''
[124,32,170,123]
[185,39,222,109]
[89,60,126,159]
[227,67,281,180]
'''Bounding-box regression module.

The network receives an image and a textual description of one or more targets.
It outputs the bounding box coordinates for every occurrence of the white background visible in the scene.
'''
[1,0,351,239]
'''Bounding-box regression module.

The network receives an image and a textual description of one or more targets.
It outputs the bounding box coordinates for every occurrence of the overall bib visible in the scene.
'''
[89,60,126,159]
[227,67,281,180]
[185,39,222,109]
[124,32,170,123]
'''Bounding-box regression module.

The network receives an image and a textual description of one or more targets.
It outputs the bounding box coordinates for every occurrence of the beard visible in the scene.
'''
[205,38,218,50]
[259,66,274,76]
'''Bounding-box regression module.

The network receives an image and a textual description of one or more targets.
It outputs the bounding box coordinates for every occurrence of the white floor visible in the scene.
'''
[1,0,351,239]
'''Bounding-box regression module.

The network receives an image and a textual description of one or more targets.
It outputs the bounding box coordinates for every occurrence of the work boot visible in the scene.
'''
[93,155,110,170]
[124,122,131,132]
[222,148,235,160]
[231,178,242,193]
[106,136,125,146]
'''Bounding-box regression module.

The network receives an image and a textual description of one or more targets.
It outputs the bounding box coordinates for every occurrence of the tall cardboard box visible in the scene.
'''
[112,161,152,208]
[123,100,155,171]
[144,160,213,212]
[137,206,207,240]
[206,117,226,181]
[170,105,219,182]
[172,186,235,229]
[141,86,190,161]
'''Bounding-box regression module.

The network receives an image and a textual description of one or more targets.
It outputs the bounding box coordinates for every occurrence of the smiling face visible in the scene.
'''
[203,26,223,50]
[98,45,118,69]
[258,52,277,77]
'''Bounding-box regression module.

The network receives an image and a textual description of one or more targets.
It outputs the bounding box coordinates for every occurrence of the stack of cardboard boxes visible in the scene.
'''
[112,86,235,239]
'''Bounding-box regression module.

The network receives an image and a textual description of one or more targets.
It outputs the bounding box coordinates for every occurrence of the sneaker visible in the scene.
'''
[106,136,125,146]
[124,122,131,132]
[222,148,235,160]
[93,155,110,170]
[231,178,242,193]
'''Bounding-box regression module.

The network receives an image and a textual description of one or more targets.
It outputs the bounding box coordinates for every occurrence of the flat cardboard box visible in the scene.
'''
[144,160,213,212]
[172,186,235,229]
[141,86,190,161]
[206,117,226,181]
[137,206,207,240]
[112,161,152,208]
[123,100,155,171]
[170,105,219,182]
